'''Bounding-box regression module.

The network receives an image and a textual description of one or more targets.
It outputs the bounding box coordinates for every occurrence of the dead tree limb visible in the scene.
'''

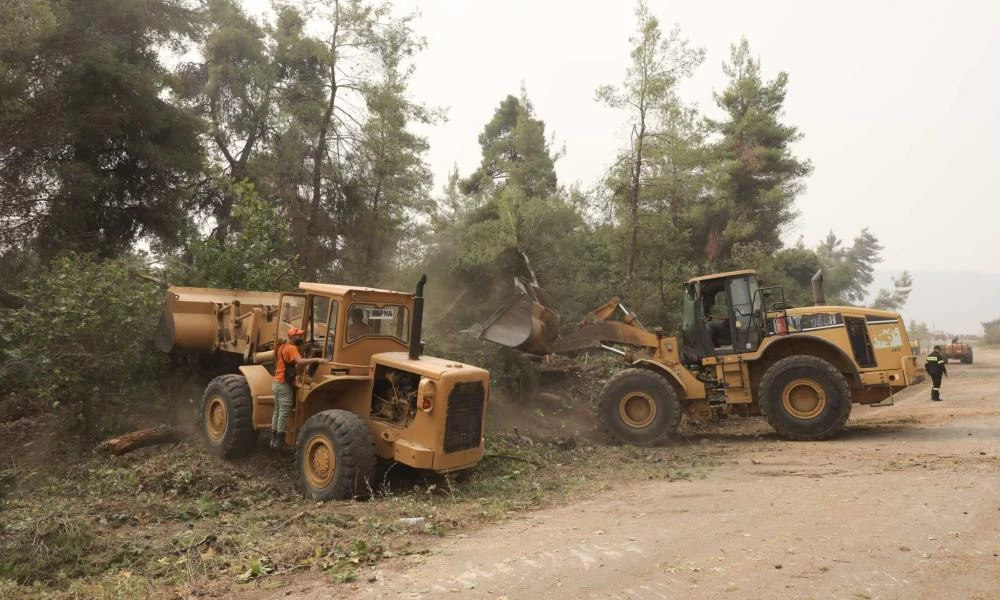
[101,426,186,456]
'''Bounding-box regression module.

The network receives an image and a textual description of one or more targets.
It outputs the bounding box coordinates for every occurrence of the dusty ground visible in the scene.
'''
[269,348,1000,600]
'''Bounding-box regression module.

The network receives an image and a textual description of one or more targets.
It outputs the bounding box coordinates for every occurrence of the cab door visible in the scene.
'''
[681,282,715,360]
[727,275,763,353]
[276,293,307,344]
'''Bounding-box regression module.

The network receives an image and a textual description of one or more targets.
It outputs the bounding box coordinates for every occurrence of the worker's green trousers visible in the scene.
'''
[271,380,294,433]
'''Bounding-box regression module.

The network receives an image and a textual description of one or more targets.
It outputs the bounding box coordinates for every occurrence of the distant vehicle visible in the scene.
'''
[943,338,974,364]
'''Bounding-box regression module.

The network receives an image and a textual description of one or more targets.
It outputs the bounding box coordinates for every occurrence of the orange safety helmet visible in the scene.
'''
[287,327,306,337]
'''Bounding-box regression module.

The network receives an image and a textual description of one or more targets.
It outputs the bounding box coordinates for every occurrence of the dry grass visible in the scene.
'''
[0,431,725,599]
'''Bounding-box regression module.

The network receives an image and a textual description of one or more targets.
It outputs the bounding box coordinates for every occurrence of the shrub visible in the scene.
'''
[0,253,167,439]
[984,318,1000,346]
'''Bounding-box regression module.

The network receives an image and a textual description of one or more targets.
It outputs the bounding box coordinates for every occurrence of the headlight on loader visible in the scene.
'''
[418,379,436,413]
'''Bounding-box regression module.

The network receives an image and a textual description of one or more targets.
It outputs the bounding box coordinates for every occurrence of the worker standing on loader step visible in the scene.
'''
[272,327,324,449]
[925,345,948,401]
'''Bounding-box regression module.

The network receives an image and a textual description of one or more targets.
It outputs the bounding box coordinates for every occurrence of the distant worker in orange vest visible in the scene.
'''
[924,345,948,401]
[272,327,324,449]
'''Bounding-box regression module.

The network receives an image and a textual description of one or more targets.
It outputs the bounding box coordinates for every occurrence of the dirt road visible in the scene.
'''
[292,349,1000,600]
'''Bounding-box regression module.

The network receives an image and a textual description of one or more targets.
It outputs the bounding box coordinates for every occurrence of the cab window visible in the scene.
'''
[702,283,729,319]
[729,276,759,318]
[345,303,410,343]
[278,295,305,338]
[308,295,339,360]
[681,284,697,339]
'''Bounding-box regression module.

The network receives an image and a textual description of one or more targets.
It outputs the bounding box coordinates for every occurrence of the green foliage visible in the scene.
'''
[173,0,278,240]
[595,2,704,285]
[983,319,1000,345]
[257,0,433,280]
[908,320,930,342]
[872,271,913,311]
[177,179,298,291]
[421,91,599,329]
[336,45,435,283]
[0,254,166,438]
[690,37,812,266]
[461,92,558,199]
[769,242,823,307]
[816,228,883,305]
[0,0,204,257]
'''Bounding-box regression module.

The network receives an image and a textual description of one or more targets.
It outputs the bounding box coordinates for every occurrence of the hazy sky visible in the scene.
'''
[244,0,999,274]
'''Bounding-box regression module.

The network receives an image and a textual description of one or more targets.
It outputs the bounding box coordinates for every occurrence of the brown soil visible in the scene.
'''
[271,348,1000,600]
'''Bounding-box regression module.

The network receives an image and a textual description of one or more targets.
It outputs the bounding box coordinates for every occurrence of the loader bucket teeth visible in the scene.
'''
[478,280,560,356]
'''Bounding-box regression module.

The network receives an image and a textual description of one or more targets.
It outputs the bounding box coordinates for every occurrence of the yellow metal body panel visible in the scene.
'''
[696,305,917,406]
[156,286,281,354]
[239,364,276,429]
[685,269,756,284]
[175,280,490,476]
[714,360,752,403]
[273,352,489,472]
[298,282,412,297]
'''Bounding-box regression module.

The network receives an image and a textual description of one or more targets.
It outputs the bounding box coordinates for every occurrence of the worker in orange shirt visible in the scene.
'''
[272,327,324,449]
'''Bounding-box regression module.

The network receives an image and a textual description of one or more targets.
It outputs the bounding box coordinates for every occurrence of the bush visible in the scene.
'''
[984,318,1000,346]
[0,253,167,439]
[169,179,298,292]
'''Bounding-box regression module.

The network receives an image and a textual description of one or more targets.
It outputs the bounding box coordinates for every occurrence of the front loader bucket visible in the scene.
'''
[154,286,281,354]
[479,279,560,356]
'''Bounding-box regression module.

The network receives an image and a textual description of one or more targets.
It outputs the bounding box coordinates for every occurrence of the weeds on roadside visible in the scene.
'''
[0,432,722,598]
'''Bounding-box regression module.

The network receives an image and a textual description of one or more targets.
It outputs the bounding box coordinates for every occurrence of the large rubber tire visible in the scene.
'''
[759,356,852,441]
[200,374,256,458]
[598,368,682,446]
[296,409,377,501]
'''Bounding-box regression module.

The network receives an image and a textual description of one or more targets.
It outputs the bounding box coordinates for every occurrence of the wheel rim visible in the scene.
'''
[205,396,228,442]
[618,391,657,428]
[781,378,827,419]
[303,435,336,489]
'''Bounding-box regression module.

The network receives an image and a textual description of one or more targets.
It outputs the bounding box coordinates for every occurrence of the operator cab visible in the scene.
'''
[273,283,414,376]
[681,270,766,361]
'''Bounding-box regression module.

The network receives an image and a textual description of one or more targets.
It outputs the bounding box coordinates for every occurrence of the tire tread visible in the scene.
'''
[598,368,682,446]
[759,355,851,441]
[296,409,377,501]
[201,374,255,458]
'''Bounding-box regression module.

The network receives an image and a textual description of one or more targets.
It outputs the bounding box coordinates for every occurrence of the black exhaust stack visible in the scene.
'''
[409,274,427,360]
[811,269,826,306]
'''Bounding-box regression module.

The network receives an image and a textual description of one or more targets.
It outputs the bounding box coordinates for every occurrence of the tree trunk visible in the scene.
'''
[101,426,187,456]
[303,76,338,279]
[627,112,646,284]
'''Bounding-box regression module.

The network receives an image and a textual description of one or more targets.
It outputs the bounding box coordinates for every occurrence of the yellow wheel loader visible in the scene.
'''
[480,270,923,444]
[156,276,489,500]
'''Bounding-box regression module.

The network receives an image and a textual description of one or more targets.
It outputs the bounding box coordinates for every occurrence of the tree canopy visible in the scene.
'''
[0,0,920,435]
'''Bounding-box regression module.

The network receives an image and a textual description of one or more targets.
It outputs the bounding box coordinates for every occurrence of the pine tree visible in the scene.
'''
[692,38,812,266]
[872,271,913,311]
[0,0,204,258]
[595,1,704,284]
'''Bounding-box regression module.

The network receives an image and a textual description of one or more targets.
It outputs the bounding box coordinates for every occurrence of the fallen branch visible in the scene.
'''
[266,511,306,532]
[100,426,186,456]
